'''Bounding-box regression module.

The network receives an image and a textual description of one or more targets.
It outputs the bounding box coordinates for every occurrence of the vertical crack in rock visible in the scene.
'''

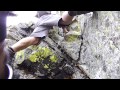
[76,25,90,79]
[44,35,90,78]
[77,35,83,62]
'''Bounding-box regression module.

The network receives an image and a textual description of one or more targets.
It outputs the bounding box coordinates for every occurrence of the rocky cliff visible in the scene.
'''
[5,11,120,79]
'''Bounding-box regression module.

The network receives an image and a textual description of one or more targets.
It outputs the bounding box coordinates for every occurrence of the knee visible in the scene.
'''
[30,37,40,45]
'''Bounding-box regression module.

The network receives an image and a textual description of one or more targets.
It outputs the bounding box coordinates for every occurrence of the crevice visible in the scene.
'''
[77,35,83,62]
[43,36,90,78]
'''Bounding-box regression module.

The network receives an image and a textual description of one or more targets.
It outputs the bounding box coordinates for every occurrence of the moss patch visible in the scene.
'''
[44,64,49,69]
[65,35,78,42]
[65,33,79,42]
[15,45,59,71]
[29,47,58,63]
[65,20,81,42]
[15,50,25,64]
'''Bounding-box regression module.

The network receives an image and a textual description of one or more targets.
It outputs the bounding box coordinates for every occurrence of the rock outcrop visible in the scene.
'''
[5,11,120,79]
[78,11,120,79]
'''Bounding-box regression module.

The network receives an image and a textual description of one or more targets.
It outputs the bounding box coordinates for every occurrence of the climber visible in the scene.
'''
[1,11,64,79]
[7,11,72,58]
[0,11,93,79]
[7,11,94,58]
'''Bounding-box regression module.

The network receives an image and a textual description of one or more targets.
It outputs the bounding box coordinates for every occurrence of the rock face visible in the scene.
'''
[5,11,120,79]
[6,15,88,79]
[78,11,120,79]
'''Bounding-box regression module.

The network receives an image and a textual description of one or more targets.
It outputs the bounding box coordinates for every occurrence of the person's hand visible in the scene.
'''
[61,18,77,34]
[62,26,69,34]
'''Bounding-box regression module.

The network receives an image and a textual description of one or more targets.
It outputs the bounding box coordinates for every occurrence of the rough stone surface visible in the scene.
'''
[78,11,120,79]
[6,11,120,79]
[6,18,86,79]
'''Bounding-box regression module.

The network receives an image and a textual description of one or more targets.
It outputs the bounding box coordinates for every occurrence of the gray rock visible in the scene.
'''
[7,22,35,42]
[5,39,17,47]
[7,26,24,41]
[61,40,81,60]
[78,11,120,79]
[72,67,89,79]
[14,69,37,79]
[8,11,120,79]
[48,27,64,45]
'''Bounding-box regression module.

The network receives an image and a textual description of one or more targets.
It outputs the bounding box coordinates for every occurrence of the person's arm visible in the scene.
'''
[61,11,94,25]
[0,11,9,79]
[61,11,74,25]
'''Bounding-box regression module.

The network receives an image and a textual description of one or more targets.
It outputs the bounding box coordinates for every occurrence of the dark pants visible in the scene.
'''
[0,11,9,42]
[0,11,9,57]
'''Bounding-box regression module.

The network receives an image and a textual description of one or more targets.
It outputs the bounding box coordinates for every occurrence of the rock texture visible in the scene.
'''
[78,11,120,79]
[5,11,120,79]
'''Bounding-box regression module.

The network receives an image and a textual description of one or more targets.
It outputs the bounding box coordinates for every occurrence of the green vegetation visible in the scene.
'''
[16,50,25,63]
[29,47,58,63]
[65,35,79,42]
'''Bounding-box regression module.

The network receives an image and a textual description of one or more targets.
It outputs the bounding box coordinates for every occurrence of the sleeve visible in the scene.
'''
[68,11,94,16]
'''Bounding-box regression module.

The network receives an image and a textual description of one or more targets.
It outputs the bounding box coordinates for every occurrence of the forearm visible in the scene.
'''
[61,11,74,25]
[61,11,94,26]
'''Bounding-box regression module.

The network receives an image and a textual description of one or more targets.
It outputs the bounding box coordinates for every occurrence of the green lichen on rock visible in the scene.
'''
[28,46,59,70]
[15,45,59,71]
[50,55,58,63]
[65,35,79,42]
[68,19,81,31]
[29,46,58,63]
[15,50,25,64]
[64,19,81,42]
[44,64,49,69]
[65,31,80,42]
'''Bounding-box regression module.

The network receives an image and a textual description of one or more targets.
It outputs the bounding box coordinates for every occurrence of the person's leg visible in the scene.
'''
[9,13,63,55]
[8,26,49,59]
[11,37,40,52]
